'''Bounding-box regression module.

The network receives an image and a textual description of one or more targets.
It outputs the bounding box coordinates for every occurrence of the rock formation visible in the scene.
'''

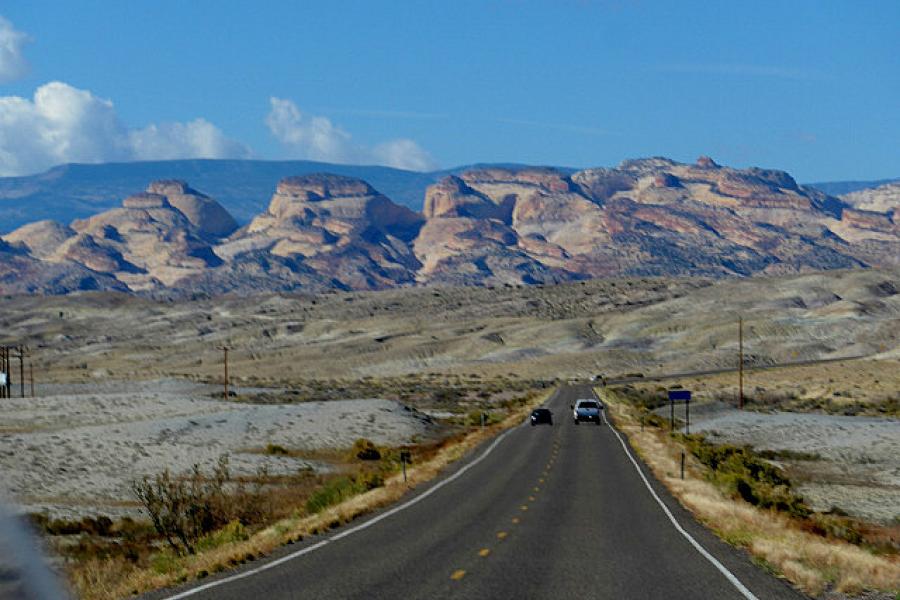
[215,174,424,290]
[2,158,899,295]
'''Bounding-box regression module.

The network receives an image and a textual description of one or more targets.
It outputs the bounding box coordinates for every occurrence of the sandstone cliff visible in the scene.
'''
[3,158,899,295]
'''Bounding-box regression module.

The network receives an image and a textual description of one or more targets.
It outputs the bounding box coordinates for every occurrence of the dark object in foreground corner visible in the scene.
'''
[530,408,553,426]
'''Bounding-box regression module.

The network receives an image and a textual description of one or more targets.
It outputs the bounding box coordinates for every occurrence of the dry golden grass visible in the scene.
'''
[600,389,900,597]
[626,358,900,416]
[67,391,550,600]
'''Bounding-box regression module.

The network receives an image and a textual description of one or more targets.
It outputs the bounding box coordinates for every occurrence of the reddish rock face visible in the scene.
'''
[423,176,504,220]
[276,174,375,201]
[122,193,170,209]
[146,179,193,196]
[696,156,720,169]
[652,173,681,188]
[571,169,636,201]
[460,168,572,193]
[4,157,900,295]
[841,208,897,232]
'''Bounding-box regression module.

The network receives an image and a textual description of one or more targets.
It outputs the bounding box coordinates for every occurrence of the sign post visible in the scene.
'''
[400,449,412,484]
[667,390,692,433]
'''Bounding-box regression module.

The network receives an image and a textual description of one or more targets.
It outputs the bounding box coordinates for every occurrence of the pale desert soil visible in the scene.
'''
[0,379,438,520]
[686,402,900,523]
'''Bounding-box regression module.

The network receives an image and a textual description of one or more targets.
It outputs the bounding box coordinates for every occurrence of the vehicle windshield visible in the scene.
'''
[578,402,599,409]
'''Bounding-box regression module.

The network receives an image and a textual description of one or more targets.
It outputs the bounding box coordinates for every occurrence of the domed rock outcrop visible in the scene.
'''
[217,174,424,290]
[423,176,510,221]
[146,180,238,238]
[3,220,75,258]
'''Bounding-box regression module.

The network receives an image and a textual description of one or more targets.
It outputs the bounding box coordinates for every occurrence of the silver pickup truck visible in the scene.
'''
[572,399,603,425]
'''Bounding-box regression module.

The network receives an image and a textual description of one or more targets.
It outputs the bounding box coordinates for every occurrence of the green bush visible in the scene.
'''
[196,520,249,552]
[679,434,811,518]
[351,438,381,461]
[264,443,289,456]
[809,513,863,545]
[305,471,384,515]
[463,410,501,426]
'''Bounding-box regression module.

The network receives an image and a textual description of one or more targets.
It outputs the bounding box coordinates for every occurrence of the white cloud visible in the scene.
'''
[0,81,249,176]
[266,97,436,171]
[0,15,29,83]
[129,119,249,161]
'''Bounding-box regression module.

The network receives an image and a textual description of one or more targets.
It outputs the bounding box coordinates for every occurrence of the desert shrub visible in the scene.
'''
[357,470,384,490]
[132,456,270,555]
[29,514,120,537]
[679,434,811,518]
[462,410,501,426]
[432,388,464,404]
[264,443,289,456]
[195,520,249,552]
[807,513,863,545]
[351,438,381,461]
[305,471,384,514]
[150,551,182,574]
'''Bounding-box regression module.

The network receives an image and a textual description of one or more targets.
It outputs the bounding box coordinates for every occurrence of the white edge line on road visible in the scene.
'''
[162,422,520,599]
[601,408,759,600]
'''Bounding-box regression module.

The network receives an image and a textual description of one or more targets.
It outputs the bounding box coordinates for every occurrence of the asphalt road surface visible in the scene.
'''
[151,385,805,600]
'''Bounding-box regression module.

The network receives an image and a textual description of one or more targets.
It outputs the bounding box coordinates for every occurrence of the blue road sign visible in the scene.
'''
[668,390,691,401]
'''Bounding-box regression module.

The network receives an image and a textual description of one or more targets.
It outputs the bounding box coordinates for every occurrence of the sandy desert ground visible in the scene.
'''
[1,268,898,527]
[634,356,900,524]
[0,379,439,520]
[685,402,900,523]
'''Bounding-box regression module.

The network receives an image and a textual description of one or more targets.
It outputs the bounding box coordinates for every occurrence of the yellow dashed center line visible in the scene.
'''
[520,505,529,511]
[511,517,520,524]
[538,478,545,484]
[497,531,508,540]
[528,495,536,501]
[451,569,466,581]
[479,548,491,557]
[533,486,540,492]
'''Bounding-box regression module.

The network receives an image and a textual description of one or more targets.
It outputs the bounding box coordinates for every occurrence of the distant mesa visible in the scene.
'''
[1,158,899,296]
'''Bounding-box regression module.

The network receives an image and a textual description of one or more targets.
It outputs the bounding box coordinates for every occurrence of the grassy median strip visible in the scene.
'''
[63,390,550,600]
[599,387,899,597]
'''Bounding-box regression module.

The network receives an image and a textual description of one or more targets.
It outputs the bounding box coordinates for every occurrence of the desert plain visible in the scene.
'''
[0,267,898,522]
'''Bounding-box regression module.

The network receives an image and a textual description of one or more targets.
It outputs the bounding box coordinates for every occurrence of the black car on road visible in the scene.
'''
[530,408,553,426]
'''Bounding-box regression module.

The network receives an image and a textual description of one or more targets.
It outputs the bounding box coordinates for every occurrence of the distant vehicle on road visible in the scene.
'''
[530,408,553,426]
[572,399,603,425]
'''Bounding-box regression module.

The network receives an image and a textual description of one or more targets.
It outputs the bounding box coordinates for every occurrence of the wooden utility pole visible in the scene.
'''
[738,317,744,410]
[222,347,230,399]
[1,346,9,399]
[17,346,24,398]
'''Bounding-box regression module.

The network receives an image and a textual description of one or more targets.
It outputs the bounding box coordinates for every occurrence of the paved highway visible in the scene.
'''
[151,385,804,600]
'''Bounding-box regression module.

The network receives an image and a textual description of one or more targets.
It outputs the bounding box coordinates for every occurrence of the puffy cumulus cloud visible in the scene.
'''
[129,119,249,161]
[0,81,249,176]
[0,15,29,83]
[266,97,436,171]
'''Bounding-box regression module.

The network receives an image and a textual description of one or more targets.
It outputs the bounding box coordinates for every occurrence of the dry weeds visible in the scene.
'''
[600,389,900,597]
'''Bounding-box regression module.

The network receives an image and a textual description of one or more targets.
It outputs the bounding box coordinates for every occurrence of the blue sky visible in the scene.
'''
[0,0,898,181]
